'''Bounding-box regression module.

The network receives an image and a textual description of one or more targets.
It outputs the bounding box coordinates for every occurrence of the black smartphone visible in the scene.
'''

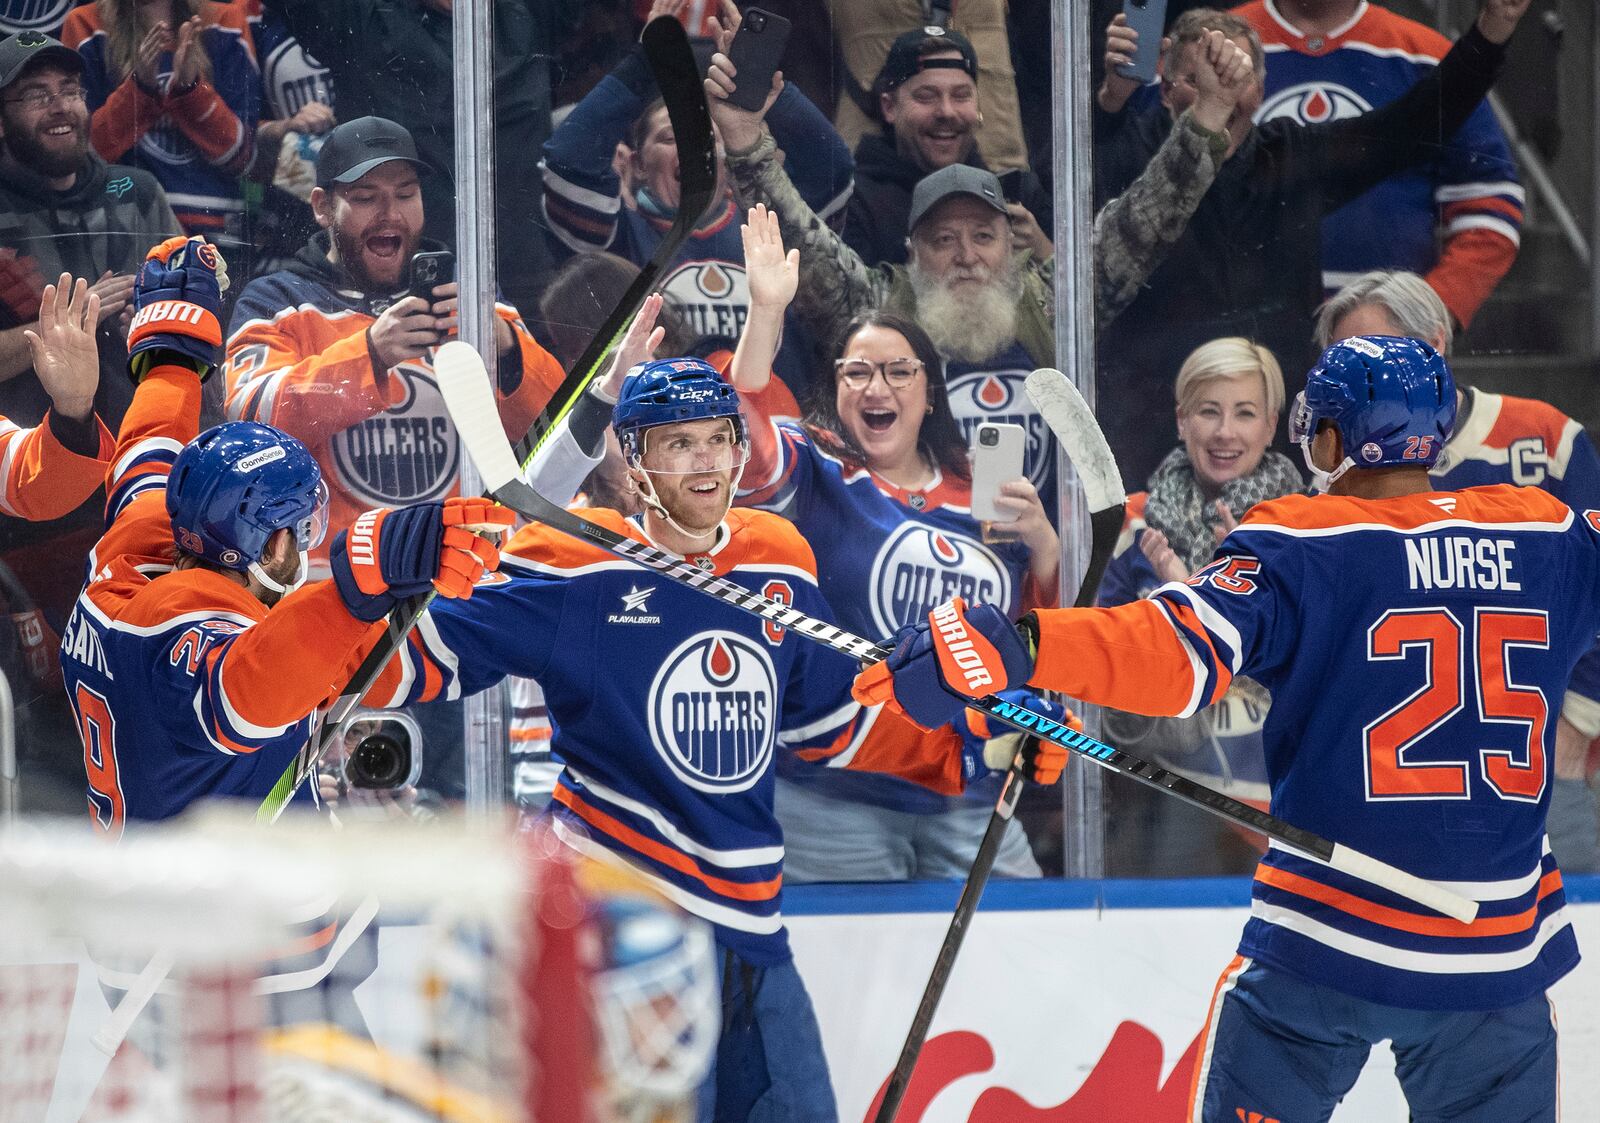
[408,250,455,304]
[1115,0,1168,85]
[725,7,792,113]
[996,169,1026,204]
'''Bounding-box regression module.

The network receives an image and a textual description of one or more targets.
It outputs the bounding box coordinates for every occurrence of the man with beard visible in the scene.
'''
[842,25,1053,270]
[223,115,563,579]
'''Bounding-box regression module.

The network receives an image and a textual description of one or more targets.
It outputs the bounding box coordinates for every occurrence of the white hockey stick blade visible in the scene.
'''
[1328,844,1479,925]
[1025,369,1125,515]
[435,341,519,492]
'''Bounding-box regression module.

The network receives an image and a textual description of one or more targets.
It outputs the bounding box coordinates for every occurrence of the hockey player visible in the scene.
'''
[58,234,511,837]
[367,358,1068,1122]
[857,336,1593,1121]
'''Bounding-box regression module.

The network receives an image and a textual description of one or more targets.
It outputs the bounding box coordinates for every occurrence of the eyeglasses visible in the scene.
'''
[3,86,87,112]
[834,358,924,390]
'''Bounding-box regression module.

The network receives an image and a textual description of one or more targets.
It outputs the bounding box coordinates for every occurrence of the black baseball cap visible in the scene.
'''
[875,26,978,94]
[0,32,85,93]
[907,164,1006,232]
[315,116,431,189]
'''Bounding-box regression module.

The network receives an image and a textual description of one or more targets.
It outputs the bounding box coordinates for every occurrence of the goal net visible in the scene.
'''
[0,811,717,1123]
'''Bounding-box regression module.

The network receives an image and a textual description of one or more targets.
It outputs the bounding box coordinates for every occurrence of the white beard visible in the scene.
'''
[907,257,1023,365]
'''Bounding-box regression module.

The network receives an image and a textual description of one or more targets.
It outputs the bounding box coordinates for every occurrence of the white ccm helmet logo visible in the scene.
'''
[870,523,1012,638]
[648,631,778,794]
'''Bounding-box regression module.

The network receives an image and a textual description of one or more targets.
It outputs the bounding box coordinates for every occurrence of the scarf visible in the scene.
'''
[1143,446,1304,572]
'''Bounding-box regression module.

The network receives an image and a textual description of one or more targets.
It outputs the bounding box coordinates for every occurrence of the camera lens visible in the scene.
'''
[747,11,766,31]
[979,428,999,447]
[347,733,407,789]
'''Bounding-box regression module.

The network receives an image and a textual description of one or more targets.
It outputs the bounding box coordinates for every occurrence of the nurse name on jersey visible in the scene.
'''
[945,368,1050,489]
[659,261,749,343]
[330,363,459,506]
[870,522,1012,637]
[1405,536,1521,592]
[648,631,777,795]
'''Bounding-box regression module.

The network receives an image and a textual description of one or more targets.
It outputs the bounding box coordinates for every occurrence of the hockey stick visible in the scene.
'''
[871,368,1125,1123]
[253,16,716,825]
[437,348,1480,929]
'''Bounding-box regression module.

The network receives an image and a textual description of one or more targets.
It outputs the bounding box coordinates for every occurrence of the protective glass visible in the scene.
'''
[834,358,925,389]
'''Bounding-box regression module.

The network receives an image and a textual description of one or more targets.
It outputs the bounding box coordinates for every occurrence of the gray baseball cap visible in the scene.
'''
[315,116,431,188]
[0,32,84,93]
[907,164,1008,232]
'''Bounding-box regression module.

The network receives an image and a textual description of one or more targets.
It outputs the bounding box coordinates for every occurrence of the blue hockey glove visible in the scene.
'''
[127,235,228,381]
[959,691,1076,786]
[330,496,514,622]
[853,598,1035,729]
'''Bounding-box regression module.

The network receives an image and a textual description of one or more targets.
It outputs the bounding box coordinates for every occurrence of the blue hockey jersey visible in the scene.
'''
[1032,485,1600,1010]
[58,365,382,835]
[740,402,1046,813]
[368,506,975,964]
[1238,0,1521,325]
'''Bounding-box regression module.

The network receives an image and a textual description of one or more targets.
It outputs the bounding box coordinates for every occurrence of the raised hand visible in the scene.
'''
[1099,12,1169,114]
[598,291,667,400]
[703,48,781,153]
[741,204,798,312]
[127,236,228,379]
[1139,527,1189,585]
[1477,0,1533,45]
[170,16,206,90]
[707,0,743,55]
[1191,29,1254,134]
[24,273,101,422]
[135,23,170,89]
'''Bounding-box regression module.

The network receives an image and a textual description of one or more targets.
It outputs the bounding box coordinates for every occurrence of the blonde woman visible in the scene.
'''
[1098,337,1303,875]
[64,0,258,235]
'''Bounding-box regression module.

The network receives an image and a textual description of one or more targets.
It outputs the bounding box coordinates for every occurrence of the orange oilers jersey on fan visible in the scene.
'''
[0,411,113,522]
[58,365,384,837]
[368,506,975,965]
[1027,485,1600,1010]
[223,247,564,570]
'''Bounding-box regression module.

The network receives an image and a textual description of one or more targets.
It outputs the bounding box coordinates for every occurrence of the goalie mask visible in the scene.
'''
[167,422,329,596]
[1292,335,1456,492]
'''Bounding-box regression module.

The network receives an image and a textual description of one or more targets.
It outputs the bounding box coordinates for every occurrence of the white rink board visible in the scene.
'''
[788,897,1600,1122]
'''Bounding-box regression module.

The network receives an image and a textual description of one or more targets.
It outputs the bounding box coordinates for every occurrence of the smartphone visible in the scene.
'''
[1114,0,1168,85]
[996,169,1026,204]
[725,7,792,113]
[408,250,455,304]
[969,423,1026,524]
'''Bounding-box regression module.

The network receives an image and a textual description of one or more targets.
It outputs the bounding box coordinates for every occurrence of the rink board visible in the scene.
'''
[786,876,1600,1122]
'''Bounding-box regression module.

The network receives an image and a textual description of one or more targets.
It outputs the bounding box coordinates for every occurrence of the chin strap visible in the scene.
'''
[632,468,729,547]
[248,550,309,597]
[1299,440,1354,494]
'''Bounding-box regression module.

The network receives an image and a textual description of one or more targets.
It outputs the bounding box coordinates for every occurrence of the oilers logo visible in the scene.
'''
[660,261,750,346]
[331,363,460,506]
[2,4,72,33]
[648,632,777,794]
[869,523,1012,637]
[1256,81,1371,126]
[945,368,1050,489]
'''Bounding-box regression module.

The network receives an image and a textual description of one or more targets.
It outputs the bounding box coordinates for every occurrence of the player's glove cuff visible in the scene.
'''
[330,503,444,622]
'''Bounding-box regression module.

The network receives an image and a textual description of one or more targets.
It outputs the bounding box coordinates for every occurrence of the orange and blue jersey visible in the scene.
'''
[367,506,973,965]
[58,364,383,837]
[0,409,112,523]
[1029,485,1600,1010]
[223,236,564,572]
[66,1,260,235]
[737,383,1049,813]
[1237,0,1521,325]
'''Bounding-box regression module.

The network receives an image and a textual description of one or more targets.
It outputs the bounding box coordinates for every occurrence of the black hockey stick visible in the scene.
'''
[256,17,716,823]
[437,349,1479,930]
[871,369,1125,1123]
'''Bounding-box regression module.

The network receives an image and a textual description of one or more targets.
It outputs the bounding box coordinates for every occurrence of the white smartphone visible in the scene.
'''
[969,422,1026,523]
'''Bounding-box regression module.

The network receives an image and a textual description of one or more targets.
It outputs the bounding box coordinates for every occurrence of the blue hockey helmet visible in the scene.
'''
[1291,335,1456,487]
[167,422,328,573]
[612,358,746,463]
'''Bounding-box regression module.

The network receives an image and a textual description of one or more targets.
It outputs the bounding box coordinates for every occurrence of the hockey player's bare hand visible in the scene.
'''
[25,273,101,422]
[367,296,439,370]
[742,204,798,310]
[1477,0,1533,44]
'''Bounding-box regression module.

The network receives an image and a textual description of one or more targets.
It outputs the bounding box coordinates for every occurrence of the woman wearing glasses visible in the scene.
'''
[728,205,1060,882]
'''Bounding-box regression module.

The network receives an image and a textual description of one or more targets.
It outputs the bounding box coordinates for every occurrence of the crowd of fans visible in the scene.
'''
[0,0,1595,880]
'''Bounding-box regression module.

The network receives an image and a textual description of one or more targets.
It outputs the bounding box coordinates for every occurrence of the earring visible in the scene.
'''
[925,404,934,415]
[976,112,984,127]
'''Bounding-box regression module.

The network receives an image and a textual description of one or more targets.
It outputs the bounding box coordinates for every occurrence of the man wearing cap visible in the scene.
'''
[223,115,563,578]
[844,24,1052,269]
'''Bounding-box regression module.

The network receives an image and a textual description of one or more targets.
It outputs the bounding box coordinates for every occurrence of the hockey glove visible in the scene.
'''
[852,597,1035,730]
[127,235,229,382]
[330,496,515,623]
[961,691,1077,786]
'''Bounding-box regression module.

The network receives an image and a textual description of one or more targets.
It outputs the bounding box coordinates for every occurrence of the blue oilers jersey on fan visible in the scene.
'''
[945,341,1056,516]
[368,506,972,965]
[1238,0,1522,295]
[1038,485,1600,1010]
[1432,386,1600,725]
[739,413,1040,813]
